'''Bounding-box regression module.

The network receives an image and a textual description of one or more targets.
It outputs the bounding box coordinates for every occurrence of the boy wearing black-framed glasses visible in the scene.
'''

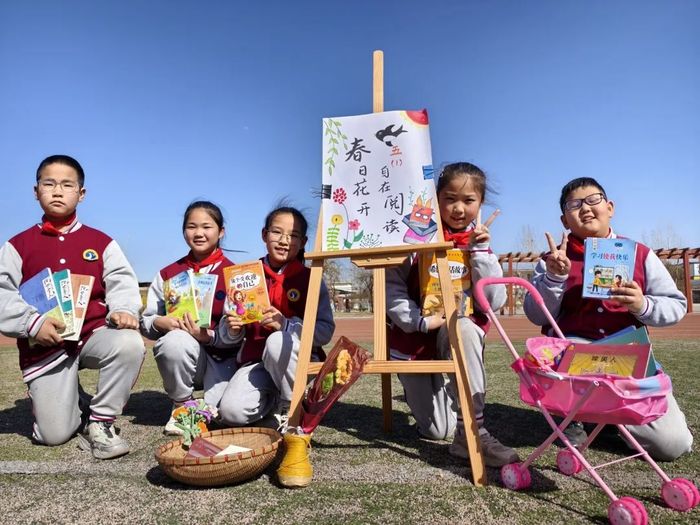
[523,177,692,462]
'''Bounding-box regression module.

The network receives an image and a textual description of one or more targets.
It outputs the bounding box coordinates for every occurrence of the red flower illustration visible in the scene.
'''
[332,188,347,204]
[348,219,360,231]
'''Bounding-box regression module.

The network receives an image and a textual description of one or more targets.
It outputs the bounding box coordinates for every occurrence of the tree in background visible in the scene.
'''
[643,224,685,290]
[323,260,342,311]
[351,265,373,313]
[516,224,541,254]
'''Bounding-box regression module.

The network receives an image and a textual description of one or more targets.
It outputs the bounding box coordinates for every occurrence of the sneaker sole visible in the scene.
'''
[278,475,312,488]
[76,433,130,460]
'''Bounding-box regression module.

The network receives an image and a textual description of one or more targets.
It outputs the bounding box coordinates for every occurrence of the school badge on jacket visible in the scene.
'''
[82,249,99,261]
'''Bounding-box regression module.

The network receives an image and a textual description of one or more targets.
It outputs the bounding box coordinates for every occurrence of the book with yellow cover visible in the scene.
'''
[223,261,270,325]
[557,343,651,378]
[163,270,199,322]
[418,248,472,317]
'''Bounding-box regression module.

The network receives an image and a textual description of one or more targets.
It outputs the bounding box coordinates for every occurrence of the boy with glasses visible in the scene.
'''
[0,155,145,459]
[523,177,692,461]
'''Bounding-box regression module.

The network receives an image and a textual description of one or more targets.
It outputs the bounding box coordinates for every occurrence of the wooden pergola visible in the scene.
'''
[497,247,700,315]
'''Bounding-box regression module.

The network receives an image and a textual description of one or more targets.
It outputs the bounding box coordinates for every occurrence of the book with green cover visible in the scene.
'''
[193,273,218,328]
[163,270,199,322]
[19,268,67,337]
[52,269,76,338]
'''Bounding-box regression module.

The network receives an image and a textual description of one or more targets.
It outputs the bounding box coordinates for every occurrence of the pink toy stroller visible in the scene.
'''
[474,277,699,525]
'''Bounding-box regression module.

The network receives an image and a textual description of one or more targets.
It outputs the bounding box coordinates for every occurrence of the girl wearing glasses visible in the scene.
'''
[140,201,238,435]
[218,204,335,429]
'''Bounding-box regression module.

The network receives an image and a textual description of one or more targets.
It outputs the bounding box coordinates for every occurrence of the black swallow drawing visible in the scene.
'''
[375,124,407,146]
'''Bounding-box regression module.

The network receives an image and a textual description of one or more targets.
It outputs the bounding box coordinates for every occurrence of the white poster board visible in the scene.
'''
[321,110,437,252]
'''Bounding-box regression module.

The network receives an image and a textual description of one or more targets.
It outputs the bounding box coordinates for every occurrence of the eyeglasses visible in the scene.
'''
[563,192,606,211]
[266,229,303,243]
[37,179,81,193]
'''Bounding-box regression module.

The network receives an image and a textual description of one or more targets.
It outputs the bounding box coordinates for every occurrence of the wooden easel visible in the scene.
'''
[286,50,486,486]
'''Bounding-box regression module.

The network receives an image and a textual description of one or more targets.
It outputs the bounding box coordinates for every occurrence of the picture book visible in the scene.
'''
[557,342,652,379]
[193,273,218,328]
[223,261,270,325]
[52,269,76,338]
[418,248,473,317]
[18,268,67,336]
[593,325,657,377]
[64,273,95,342]
[163,270,199,322]
[582,237,636,299]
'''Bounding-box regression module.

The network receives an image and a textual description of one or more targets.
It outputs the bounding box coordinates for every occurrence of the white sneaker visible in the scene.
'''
[164,404,184,436]
[77,421,129,459]
[449,430,520,468]
[273,401,290,432]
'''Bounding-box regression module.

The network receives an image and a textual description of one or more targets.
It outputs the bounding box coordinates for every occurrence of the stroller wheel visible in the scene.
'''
[500,462,531,490]
[556,449,582,476]
[608,497,647,525]
[662,478,700,512]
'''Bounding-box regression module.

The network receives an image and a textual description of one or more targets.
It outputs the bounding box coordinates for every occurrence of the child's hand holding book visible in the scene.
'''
[609,280,645,314]
[260,306,286,332]
[34,316,66,346]
[224,313,245,337]
[178,311,213,344]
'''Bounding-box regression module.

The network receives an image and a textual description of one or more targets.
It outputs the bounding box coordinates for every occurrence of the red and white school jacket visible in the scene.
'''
[140,251,237,359]
[524,231,687,340]
[0,221,142,382]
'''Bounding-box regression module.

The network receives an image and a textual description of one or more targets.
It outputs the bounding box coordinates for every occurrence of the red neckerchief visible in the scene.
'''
[40,212,77,236]
[184,248,224,273]
[443,225,474,248]
[263,258,305,318]
[567,233,585,257]
[566,229,613,257]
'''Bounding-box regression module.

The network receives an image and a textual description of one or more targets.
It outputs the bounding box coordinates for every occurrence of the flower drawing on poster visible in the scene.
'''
[321,110,437,252]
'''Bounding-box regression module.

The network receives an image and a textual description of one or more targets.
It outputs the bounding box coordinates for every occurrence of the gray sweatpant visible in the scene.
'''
[152,329,237,409]
[398,317,486,440]
[28,327,145,445]
[218,330,312,426]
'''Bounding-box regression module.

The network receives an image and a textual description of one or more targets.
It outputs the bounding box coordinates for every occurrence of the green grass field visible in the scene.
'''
[0,339,697,524]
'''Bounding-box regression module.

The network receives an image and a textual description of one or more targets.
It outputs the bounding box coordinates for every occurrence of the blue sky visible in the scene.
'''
[1,1,698,281]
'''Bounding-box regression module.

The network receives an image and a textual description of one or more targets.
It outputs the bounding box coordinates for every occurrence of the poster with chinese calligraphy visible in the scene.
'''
[321,110,436,252]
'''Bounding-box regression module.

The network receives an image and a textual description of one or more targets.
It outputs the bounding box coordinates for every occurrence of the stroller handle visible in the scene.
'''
[474,276,545,312]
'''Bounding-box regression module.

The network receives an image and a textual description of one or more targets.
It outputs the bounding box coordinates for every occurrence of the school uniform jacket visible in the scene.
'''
[386,231,506,360]
[140,254,238,359]
[0,220,142,382]
[218,256,335,365]
[524,231,687,340]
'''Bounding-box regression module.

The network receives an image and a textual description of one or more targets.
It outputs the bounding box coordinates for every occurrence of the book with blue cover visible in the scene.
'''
[19,268,68,336]
[582,237,636,299]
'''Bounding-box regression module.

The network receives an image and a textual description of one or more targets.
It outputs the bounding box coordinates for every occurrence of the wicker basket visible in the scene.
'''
[154,427,282,487]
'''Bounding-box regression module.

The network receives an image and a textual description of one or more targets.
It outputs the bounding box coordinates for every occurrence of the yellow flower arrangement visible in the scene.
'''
[331,214,344,225]
[334,349,352,385]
